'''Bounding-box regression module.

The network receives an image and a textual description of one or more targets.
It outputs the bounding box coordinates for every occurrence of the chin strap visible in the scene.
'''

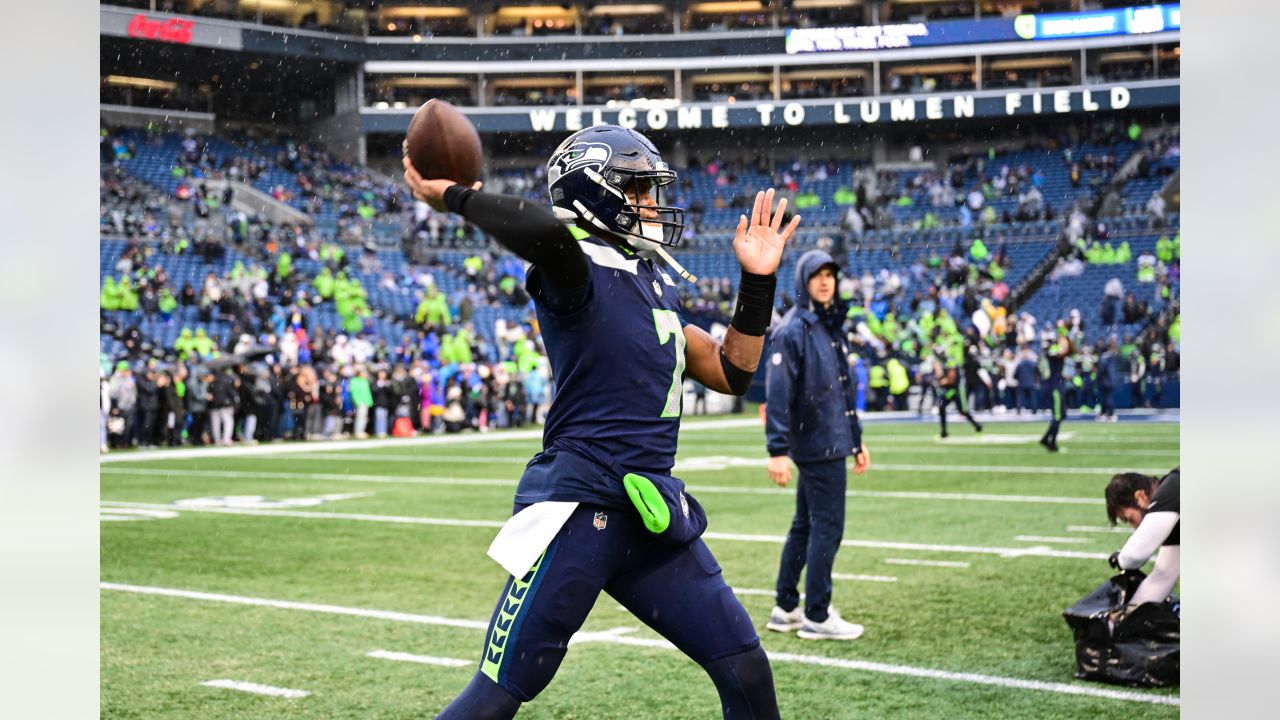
[652,245,697,283]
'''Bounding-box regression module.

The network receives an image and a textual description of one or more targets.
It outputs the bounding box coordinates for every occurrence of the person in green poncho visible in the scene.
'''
[100,277,121,312]
[987,260,1005,282]
[117,277,138,311]
[1086,242,1103,264]
[276,251,292,283]
[173,328,195,360]
[879,312,899,344]
[415,286,452,330]
[158,287,178,320]
[868,362,889,411]
[314,267,334,300]
[969,238,989,262]
[342,304,366,335]
[886,356,911,411]
[1100,242,1117,265]
[439,332,457,365]
[1115,240,1132,264]
[794,192,820,210]
[192,328,215,359]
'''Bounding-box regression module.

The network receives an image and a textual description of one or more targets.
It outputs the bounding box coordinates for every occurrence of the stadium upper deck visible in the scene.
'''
[103,1,1178,143]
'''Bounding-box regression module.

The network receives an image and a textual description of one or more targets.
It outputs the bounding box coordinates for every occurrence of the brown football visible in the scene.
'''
[403,99,483,186]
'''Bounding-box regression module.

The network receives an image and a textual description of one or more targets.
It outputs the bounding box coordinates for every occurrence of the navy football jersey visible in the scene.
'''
[516,227,688,508]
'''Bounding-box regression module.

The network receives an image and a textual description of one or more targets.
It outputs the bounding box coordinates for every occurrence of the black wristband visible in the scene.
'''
[443,184,475,214]
[1108,551,1121,570]
[719,349,756,395]
[730,271,776,336]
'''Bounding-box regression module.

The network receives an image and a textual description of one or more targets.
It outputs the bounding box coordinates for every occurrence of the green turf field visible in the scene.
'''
[101,416,1180,718]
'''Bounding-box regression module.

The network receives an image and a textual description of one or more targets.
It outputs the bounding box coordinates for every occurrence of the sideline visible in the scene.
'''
[99,411,1178,465]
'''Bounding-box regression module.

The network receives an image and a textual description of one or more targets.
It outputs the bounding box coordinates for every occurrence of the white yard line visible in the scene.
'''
[275,448,1172,471]
[1014,535,1094,544]
[101,501,505,529]
[102,582,490,630]
[104,582,1175,707]
[734,588,786,598]
[736,573,898,597]
[200,679,309,698]
[100,502,1107,560]
[831,573,899,583]
[101,467,518,488]
[700,533,1107,560]
[761,651,1179,707]
[287,453,529,465]
[674,457,1166,475]
[883,559,971,569]
[247,448,1172,471]
[100,467,1105,506]
[846,463,1165,476]
[366,650,471,667]
[99,507,180,522]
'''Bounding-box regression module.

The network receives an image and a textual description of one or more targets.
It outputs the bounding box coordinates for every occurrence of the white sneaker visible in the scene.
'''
[765,605,804,633]
[797,607,864,641]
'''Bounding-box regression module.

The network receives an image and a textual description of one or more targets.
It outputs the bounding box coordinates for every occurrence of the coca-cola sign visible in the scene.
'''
[127,14,194,44]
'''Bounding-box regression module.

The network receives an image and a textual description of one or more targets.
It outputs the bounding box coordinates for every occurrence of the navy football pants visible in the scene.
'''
[437,502,774,718]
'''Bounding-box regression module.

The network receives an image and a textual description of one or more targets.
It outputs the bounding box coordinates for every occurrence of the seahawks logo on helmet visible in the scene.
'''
[549,142,612,185]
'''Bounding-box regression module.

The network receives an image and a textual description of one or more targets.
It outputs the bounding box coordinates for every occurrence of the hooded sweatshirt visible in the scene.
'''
[764,249,864,462]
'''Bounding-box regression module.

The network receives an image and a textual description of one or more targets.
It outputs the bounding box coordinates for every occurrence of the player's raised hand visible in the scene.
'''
[733,188,800,276]
[403,155,482,213]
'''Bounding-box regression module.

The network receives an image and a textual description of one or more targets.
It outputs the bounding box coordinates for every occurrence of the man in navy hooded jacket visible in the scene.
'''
[763,249,871,641]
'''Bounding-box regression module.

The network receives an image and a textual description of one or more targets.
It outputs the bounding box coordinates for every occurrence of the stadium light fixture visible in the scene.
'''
[378,7,471,19]
[585,4,667,16]
[494,5,577,19]
[104,75,177,91]
[689,1,768,14]
[792,0,861,8]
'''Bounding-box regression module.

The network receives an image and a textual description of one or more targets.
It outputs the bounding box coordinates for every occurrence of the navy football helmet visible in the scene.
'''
[546,125,685,252]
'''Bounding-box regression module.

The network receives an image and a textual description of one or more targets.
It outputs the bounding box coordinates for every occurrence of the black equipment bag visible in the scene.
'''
[1062,570,1179,687]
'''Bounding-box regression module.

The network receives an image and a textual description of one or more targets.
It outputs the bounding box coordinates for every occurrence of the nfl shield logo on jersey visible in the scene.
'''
[593,512,608,530]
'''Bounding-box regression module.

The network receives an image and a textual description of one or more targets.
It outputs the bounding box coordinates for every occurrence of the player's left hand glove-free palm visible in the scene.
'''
[733,188,801,276]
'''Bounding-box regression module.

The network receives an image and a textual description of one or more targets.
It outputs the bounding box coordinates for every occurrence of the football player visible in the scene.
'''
[405,125,798,720]
[934,344,982,439]
[1041,321,1073,452]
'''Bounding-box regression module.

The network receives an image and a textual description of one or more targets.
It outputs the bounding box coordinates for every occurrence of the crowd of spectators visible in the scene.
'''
[100,233,554,452]
[101,348,551,452]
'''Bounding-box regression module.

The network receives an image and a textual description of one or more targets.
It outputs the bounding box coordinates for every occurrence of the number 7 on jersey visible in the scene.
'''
[653,309,686,418]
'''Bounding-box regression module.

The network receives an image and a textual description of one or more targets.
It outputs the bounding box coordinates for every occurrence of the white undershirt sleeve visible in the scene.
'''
[1129,545,1180,606]
[1116,511,1179,569]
